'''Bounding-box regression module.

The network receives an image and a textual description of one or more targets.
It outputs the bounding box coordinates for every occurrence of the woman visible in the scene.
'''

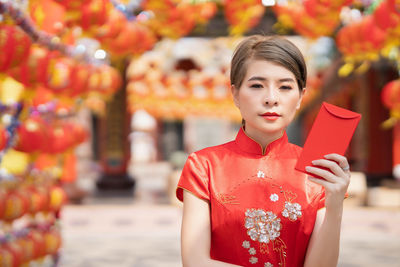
[176,35,350,267]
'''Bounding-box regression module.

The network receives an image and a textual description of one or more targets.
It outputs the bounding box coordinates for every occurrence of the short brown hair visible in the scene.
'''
[230,35,307,90]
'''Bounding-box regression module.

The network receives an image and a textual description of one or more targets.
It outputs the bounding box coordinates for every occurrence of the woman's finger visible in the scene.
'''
[311,158,346,177]
[305,165,338,183]
[324,153,351,173]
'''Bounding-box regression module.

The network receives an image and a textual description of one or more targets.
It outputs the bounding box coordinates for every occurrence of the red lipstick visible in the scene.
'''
[260,112,281,121]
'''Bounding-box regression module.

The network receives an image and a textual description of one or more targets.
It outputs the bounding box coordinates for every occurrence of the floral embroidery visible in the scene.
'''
[270,193,279,202]
[282,202,302,221]
[249,257,258,264]
[245,209,282,243]
[265,263,273,267]
[242,240,250,249]
[216,193,240,205]
[257,171,265,178]
[249,247,256,255]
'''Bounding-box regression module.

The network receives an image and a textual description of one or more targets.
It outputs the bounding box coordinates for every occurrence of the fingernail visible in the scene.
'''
[305,166,311,171]
[311,160,316,164]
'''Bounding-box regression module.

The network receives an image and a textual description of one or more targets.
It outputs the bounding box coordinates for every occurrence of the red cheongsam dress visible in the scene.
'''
[177,128,325,267]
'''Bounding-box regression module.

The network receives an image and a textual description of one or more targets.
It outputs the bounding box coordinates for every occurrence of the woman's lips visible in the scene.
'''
[260,112,281,121]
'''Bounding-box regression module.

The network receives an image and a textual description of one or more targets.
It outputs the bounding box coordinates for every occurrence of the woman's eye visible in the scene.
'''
[250,84,263,89]
[280,85,292,90]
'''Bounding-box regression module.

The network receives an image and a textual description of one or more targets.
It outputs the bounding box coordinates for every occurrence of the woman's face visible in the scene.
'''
[232,59,304,140]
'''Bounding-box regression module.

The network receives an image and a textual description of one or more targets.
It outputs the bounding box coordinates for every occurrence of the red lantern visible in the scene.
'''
[14,115,46,153]
[1,241,23,267]
[373,0,400,31]
[382,79,400,110]
[43,123,75,154]
[0,25,32,72]
[0,126,8,151]
[69,63,90,97]
[45,57,75,94]
[15,235,35,265]
[97,65,122,95]
[95,8,127,41]
[7,47,58,88]
[65,0,110,30]
[26,229,46,260]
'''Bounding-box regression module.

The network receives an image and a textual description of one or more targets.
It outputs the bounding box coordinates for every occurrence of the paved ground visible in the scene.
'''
[56,163,400,267]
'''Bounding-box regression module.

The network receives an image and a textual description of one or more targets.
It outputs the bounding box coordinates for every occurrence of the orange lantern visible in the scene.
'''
[60,151,77,183]
[48,185,67,212]
[3,189,29,222]
[381,79,400,110]
[65,0,110,30]
[29,0,66,35]
[0,25,32,72]
[0,244,15,267]
[44,228,62,255]
[97,65,122,95]
[26,186,49,214]
[15,235,35,265]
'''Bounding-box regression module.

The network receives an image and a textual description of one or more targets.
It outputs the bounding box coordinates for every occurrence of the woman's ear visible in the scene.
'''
[296,88,306,110]
[231,85,240,108]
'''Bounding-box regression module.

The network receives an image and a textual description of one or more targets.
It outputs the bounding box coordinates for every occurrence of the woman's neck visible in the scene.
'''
[243,126,284,151]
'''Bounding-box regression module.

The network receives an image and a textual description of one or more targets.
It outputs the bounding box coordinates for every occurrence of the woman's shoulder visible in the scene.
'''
[190,140,235,158]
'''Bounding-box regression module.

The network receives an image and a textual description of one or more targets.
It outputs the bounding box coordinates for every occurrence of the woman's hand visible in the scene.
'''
[305,153,350,211]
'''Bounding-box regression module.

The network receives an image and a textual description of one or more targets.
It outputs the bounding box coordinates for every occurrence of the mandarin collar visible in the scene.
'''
[235,127,288,156]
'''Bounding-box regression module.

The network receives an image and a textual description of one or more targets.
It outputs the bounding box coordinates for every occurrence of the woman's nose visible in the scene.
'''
[264,88,278,105]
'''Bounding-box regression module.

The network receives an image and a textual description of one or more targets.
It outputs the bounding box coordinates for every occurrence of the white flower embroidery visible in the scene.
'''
[257,171,265,178]
[249,257,258,264]
[270,193,279,202]
[265,263,273,267]
[282,201,302,221]
[242,240,250,249]
[249,247,256,255]
[245,209,281,243]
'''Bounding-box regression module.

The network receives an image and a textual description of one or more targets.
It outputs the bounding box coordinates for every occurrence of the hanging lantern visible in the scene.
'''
[26,229,46,260]
[373,0,400,31]
[65,0,110,30]
[0,25,32,72]
[1,240,24,267]
[97,65,122,95]
[69,63,90,97]
[7,47,58,88]
[0,126,8,151]
[95,8,127,41]
[15,235,35,265]
[44,122,75,154]
[3,189,29,222]
[48,185,67,212]
[382,79,400,110]
[26,186,49,214]
[29,0,66,35]
[45,56,75,94]
[44,228,62,255]
[0,243,15,267]
[14,116,46,154]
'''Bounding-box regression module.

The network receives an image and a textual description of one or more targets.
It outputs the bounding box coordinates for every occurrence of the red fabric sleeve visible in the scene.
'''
[176,153,210,202]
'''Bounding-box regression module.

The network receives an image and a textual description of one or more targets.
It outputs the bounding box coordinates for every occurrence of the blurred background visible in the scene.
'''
[0,0,400,266]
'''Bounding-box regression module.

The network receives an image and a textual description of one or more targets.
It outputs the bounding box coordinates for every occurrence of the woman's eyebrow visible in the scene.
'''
[279,78,295,83]
[248,76,266,82]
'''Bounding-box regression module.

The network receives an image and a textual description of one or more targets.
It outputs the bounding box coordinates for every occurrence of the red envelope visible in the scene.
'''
[295,102,361,177]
